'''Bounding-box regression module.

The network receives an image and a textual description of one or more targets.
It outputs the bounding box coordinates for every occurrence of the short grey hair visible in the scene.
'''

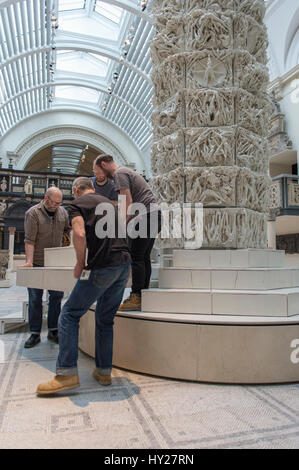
[72,177,94,192]
[45,187,62,198]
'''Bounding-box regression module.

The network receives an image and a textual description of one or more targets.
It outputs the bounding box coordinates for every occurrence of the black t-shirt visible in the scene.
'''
[44,207,55,218]
[68,192,130,270]
[90,177,118,201]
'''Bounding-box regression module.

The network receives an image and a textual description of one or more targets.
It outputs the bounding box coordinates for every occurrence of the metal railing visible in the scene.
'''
[269,174,299,212]
[0,167,87,200]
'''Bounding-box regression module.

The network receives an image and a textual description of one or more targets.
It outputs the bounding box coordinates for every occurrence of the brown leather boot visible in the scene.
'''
[118,293,141,311]
[36,374,80,395]
[93,369,112,386]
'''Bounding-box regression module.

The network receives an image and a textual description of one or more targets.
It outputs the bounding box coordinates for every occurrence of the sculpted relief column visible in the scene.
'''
[150,0,272,248]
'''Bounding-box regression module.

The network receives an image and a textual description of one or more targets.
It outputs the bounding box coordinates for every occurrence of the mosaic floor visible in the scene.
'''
[0,276,299,449]
[0,326,299,449]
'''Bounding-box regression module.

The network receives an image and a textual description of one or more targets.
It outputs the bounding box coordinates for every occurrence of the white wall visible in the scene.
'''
[280,75,299,156]
[265,0,299,80]
[265,0,299,167]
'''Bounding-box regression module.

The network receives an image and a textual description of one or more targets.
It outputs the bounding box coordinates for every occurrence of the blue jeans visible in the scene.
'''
[28,288,64,334]
[56,262,131,376]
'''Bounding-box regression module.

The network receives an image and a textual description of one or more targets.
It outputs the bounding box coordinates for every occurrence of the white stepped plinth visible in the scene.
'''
[142,249,299,318]
[173,249,286,268]
[73,247,299,383]
[142,287,299,317]
[159,267,299,290]
[17,246,299,383]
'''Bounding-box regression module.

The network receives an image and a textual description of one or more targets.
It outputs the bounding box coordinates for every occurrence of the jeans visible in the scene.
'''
[56,262,131,376]
[129,211,162,295]
[28,288,64,334]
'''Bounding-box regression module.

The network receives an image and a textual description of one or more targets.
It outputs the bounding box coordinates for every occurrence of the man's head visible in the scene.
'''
[93,154,117,179]
[72,177,95,199]
[44,187,63,212]
[92,161,107,184]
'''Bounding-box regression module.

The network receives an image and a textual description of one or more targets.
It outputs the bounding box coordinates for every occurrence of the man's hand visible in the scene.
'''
[18,262,33,269]
[74,261,84,279]
[72,216,86,278]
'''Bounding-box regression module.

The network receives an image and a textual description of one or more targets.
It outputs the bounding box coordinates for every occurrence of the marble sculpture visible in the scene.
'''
[150,0,272,248]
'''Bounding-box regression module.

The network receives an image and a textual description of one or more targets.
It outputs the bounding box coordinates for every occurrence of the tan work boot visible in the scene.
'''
[93,369,112,386]
[118,293,141,311]
[36,374,80,395]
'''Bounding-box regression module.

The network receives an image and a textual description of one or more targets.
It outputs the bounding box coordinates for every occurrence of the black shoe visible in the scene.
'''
[47,330,58,344]
[24,334,41,349]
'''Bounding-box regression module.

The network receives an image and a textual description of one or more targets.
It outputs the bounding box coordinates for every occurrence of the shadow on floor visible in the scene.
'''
[37,377,141,408]
[16,328,141,406]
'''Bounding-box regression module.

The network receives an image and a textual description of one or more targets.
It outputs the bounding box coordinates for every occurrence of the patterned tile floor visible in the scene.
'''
[1,278,299,449]
[0,326,299,449]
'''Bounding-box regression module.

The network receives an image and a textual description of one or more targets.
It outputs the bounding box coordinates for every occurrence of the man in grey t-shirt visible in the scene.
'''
[96,154,161,311]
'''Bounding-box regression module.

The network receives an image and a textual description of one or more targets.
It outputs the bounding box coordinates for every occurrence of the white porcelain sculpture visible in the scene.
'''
[150,0,272,248]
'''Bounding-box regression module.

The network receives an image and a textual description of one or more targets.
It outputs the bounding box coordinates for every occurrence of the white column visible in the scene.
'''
[8,226,16,271]
[267,219,277,250]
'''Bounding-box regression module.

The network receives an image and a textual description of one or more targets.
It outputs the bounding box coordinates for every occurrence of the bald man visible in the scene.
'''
[20,187,71,348]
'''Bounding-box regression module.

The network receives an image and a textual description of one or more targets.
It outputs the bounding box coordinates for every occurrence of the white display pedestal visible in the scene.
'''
[16,247,299,384]
[79,248,299,384]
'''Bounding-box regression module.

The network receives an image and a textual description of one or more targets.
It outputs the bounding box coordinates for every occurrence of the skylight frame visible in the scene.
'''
[58,0,87,13]
[94,0,124,25]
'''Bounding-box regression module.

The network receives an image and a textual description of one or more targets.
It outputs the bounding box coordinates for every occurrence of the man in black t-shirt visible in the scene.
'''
[36,177,131,395]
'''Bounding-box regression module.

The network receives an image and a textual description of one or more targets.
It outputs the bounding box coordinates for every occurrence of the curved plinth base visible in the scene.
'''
[79,310,299,384]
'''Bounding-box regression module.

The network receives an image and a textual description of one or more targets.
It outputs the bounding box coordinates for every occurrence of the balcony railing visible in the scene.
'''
[0,167,87,200]
[269,174,299,213]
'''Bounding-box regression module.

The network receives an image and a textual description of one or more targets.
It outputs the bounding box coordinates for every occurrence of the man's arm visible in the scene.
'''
[72,215,86,278]
[18,211,37,268]
[18,242,34,268]
[63,209,72,236]
[114,171,133,222]
[119,188,133,223]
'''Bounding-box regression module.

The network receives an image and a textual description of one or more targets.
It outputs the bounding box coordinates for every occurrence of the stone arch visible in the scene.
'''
[15,126,129,170]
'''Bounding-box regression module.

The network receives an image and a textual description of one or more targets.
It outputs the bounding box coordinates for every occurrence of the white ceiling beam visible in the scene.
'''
[95,0,153,23]
[0,81,151,129]
[33,0,40,48]
[26,0,34,49]
[55,39,151,83]
[0,0,151,23]
[40,0,46,47]
[20,0,29,50]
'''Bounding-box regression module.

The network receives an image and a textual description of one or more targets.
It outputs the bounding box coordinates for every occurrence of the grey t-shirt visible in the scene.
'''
[114,167,158,212]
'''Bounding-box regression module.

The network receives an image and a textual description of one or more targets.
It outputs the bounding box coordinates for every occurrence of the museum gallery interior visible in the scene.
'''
[0,0,299,450]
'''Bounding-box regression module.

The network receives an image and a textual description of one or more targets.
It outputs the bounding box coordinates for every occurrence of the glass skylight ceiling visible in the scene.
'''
[56,51,108,77]
[0,0,154,155]
[55,85,99,103]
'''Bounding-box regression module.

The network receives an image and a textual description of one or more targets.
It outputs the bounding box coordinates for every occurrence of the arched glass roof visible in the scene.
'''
[0,0,153,153]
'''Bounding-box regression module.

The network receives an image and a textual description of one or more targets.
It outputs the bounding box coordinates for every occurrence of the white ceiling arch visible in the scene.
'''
[15,125,129,170]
